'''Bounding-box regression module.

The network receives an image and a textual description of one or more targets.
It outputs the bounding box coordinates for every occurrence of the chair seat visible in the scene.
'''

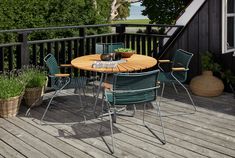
[60,64,72,67]
[103,82,112,90]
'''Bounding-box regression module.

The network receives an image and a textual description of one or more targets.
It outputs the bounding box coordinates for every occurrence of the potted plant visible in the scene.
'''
[189,51,224,97]
[114,48,135,58]
[21,67,47,107]
[0,73,25,118]
[221,70,235,98]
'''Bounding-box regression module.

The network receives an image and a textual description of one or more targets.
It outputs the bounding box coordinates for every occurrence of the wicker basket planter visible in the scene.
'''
[24,87,44,107]
[0,95,23,118]
[190,71,224,97]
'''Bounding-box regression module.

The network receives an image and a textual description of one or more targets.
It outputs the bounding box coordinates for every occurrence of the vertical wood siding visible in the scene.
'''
[169,0,235,79]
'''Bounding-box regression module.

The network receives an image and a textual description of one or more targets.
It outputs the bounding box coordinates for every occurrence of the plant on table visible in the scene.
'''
[114,48,135,58]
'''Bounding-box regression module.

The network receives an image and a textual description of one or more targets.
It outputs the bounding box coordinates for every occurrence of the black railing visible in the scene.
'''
[0,24,183,74]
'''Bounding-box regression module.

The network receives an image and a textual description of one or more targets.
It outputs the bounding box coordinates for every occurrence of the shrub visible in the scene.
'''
[20,67,47,88]
[0,74,24,99]
[201,51,221,72]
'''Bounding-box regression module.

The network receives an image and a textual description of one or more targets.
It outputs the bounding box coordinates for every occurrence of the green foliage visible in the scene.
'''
[220,69,235,84]
[201,51,221,72]
[0,0,110,42]
[19,67,46,88]
[114,48,133,52]
[115,0,131,20]
[141,0,185,25]
[0,74,24,99]
[112,19,150,24]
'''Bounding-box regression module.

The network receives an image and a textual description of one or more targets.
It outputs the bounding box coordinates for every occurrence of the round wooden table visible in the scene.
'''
[71,54,157,115]
[71,54,157,73]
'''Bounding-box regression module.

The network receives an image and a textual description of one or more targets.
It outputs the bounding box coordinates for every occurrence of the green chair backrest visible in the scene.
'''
[111,70,160,105]
[44,53,60,75]
[172,49,193,82]
[108,43,124,53]
[96,43,124,54]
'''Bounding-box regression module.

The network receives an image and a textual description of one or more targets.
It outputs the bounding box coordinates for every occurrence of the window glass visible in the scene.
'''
[227,0,235,13]
[222,0,235,54]
[227,17,235,49]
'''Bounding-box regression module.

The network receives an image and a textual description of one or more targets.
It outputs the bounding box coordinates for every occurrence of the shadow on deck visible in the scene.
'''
[0,85,234,158]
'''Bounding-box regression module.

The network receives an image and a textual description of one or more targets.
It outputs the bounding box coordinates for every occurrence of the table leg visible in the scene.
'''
[93,73,107,115]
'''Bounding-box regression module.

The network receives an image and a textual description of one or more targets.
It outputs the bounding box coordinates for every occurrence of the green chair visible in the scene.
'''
[101,70,166,153]
[41,53,87,122]
[158,49,197,115]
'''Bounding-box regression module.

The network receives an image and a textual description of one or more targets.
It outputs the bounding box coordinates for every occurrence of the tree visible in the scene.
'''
[0,0,110,42]
[108,0,141,22]
[141,0,185,25]
[115,0,131,20]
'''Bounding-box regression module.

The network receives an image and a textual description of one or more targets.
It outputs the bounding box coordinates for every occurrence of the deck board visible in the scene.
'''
[0,86,234,158]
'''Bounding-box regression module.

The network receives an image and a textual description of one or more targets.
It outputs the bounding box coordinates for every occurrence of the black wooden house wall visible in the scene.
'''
[168,0,235,79]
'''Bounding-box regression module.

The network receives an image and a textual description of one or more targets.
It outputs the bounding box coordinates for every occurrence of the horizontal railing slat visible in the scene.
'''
[0,24,183,72]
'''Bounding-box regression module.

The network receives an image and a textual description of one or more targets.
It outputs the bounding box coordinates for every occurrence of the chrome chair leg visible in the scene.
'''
[99,101,114,154]
[93,73,105,114]
[171,74,197,113]
[41,77,70,123]
[40,91,58,123]
[114,104,136,117]
[108,107,115,154]
[158,82,165,113]
[160,80,196,116]
[155,101,166,144]
[172,83,179,94]
[143,103,166,145]
[176,80,197,113]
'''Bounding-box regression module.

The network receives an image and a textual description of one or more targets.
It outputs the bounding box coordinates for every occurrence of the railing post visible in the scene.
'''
[158,37,164,54]
[79,27,86,76]
[18,32,29,67]
[146,25,152,56]
[116,24,126,44]
[79,28,86,56]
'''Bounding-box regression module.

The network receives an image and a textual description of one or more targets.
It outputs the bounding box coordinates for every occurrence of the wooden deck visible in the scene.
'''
[0,85,235,158]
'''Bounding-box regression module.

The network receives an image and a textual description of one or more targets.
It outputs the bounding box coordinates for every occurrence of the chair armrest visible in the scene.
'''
[60,64,72,67]
[171,67,187,71]
[103,82,113,90]
[54,73,70,77]
[158,60,171,63]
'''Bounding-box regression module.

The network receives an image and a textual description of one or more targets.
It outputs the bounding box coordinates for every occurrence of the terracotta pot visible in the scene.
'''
[189,71,224,97]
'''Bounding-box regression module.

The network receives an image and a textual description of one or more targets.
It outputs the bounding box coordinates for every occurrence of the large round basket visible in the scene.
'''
[190,71,224,97]
[0,95,22,118]
[24,87,44,107]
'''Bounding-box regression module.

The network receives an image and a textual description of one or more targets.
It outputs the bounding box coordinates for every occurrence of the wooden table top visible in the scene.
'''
[71,54,157,73]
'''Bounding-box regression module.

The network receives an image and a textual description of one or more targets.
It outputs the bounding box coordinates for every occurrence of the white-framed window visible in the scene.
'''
[222,0,235,55]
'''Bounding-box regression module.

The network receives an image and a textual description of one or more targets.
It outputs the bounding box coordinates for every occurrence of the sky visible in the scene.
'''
[127,2,148,19]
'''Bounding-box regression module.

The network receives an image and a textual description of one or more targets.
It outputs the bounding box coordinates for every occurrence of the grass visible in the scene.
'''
[112,19,150,24]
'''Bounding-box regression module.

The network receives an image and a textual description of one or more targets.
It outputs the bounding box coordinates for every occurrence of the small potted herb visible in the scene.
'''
[21,67,47,107]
